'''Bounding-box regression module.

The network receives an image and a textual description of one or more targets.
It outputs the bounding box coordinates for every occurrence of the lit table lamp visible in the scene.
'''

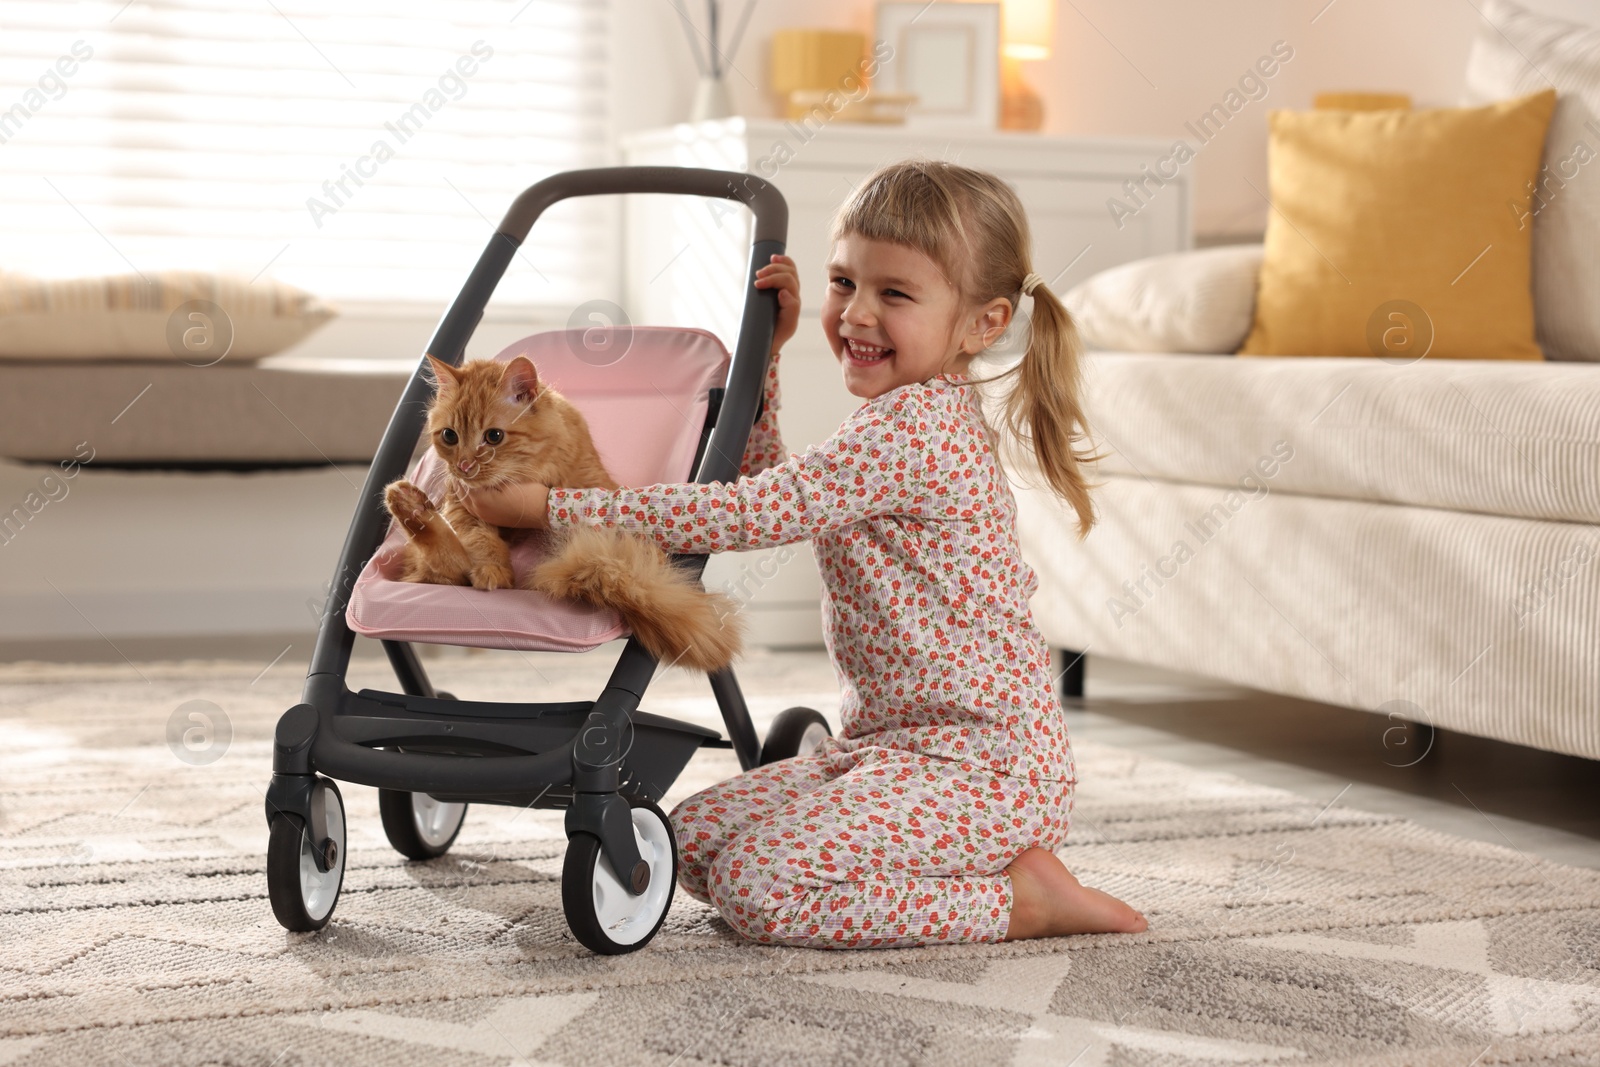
[1001,0,1053,131]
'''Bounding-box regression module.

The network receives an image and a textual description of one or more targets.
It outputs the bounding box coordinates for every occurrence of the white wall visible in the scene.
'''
[611,0,1599,237]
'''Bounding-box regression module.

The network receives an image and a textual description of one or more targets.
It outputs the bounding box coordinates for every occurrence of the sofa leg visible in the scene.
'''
[1053,648,1087,701]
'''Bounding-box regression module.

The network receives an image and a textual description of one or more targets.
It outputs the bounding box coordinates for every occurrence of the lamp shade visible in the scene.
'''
[1002,0,1054,61]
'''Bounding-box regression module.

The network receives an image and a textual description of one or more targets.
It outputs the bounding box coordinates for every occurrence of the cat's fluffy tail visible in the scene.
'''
[527,526,744,673]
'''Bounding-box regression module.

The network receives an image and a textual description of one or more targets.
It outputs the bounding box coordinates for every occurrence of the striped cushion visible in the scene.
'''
[1464,0,1600,362]
[0,271,335,362]
[1070,352,1600,524]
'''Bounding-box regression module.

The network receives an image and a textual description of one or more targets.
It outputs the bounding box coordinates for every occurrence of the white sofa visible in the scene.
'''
[1013,353,1600,761]
[1016,0,1600,762]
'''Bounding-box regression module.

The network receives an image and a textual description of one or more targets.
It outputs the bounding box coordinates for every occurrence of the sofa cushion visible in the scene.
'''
[1064,245,1263,354]
[1237,90,1556,361]
[1073,353,1600,524]
[1464,0,1600,362]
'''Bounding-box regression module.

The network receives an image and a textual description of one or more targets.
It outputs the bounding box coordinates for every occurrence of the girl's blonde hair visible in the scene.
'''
[830,158,1101,538]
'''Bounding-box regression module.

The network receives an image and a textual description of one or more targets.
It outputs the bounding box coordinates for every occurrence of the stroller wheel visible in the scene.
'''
[266,778,346,932]
[562,799,676,955]
[379,789,468,860]
[759,706,832,765]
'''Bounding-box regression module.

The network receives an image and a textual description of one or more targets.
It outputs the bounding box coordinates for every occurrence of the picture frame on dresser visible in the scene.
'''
[873,1,1002,129]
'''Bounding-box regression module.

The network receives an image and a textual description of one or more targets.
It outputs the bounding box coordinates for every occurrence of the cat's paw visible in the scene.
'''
[470,561,516,591]
[385,481,436,535]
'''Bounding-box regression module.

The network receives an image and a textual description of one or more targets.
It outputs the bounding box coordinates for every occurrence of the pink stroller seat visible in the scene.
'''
[345,326,732,652]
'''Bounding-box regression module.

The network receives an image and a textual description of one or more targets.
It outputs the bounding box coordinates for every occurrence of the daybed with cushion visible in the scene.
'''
[0,272,408,465]
[1018,0,1600,762]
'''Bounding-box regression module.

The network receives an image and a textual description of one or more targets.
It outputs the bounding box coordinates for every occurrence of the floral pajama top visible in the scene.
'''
[548,351,1074,785]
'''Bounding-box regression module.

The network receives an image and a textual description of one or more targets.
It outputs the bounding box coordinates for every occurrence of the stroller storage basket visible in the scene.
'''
[262,167,819,956]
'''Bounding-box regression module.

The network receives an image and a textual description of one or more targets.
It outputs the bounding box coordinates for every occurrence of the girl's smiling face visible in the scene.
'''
[822,234,1009,400]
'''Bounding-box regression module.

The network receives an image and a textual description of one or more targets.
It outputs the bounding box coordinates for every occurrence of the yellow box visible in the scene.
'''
[1313,91,1412,111]
[769,30,866,94]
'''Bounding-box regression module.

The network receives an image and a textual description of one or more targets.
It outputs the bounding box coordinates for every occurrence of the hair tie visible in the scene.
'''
[1020,272,1045,298]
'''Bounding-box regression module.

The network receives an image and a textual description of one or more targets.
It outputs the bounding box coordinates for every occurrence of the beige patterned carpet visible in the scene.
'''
[2,649,1598,1066]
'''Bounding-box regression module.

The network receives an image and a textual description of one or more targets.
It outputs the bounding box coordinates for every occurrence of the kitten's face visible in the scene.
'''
[424,355,558,490]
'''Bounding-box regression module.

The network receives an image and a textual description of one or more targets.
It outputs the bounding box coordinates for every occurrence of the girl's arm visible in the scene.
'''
[551,388,943,553]
[462,388,945,553]
[738,340,785,477]
[455,348,787,535]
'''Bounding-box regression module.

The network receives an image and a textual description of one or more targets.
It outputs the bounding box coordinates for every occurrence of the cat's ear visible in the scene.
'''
[424,354,460,396]
[501,356,541,406]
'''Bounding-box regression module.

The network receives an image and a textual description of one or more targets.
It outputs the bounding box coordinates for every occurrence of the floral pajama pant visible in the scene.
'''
[668,740,1075,949]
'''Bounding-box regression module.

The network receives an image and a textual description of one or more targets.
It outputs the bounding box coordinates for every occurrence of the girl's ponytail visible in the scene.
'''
[984,283,1101,539]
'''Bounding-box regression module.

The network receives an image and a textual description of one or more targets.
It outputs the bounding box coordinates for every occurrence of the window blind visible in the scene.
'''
[1,0,614,310]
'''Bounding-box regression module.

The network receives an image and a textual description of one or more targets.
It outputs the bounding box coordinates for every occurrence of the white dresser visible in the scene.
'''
[621,118,1192,647]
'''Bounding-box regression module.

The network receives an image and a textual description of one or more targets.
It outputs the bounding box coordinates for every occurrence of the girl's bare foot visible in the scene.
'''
[1004,847,1147,940]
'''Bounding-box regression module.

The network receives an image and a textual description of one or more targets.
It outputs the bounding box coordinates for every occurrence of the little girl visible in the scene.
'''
[462,159,1147,948]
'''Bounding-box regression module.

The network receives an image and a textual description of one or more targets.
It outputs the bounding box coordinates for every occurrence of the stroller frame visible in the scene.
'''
[263,167,806,953]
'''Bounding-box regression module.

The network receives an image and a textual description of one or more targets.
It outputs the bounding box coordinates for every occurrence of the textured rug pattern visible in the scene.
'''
[1,651,1598,1066]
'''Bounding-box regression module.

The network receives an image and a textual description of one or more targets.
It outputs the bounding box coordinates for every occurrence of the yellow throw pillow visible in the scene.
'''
[1238,89,1556,361]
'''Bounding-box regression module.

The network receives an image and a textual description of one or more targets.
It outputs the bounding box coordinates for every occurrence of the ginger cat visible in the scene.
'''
[382,354,743,673]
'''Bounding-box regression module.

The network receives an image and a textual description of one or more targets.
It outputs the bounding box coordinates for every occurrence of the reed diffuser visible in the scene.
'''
[677,0,757,122]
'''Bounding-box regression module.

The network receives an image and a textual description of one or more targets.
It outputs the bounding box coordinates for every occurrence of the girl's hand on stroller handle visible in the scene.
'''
[459,481,550,530]
[754,253,800,355]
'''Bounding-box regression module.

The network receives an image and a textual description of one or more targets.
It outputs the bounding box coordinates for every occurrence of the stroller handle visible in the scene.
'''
[501,166,788,245]
[305,166,787,681]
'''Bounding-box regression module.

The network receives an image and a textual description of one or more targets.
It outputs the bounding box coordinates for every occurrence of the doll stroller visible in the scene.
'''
[263,167,832,954]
